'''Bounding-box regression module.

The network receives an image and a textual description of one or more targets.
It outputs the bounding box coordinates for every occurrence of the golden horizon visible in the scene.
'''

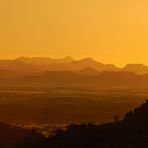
[1,0,148,67]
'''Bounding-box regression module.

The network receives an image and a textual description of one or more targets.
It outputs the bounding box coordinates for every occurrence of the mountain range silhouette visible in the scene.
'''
[0,57,148,75]
[1,57,148,88]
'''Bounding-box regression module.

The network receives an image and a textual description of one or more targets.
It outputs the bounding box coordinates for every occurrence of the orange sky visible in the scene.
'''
[0,0,148,66]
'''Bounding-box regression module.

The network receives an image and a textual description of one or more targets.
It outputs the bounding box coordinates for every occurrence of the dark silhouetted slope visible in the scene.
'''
[124,100,148,123]
[0,101,148,147]
[47,100,148,148]
[0,122,47,148]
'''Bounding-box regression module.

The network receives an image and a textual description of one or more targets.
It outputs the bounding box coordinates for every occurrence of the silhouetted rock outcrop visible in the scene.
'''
[124,100,148,123]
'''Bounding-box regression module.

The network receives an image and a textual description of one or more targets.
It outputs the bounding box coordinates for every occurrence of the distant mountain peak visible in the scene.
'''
[16,56,74,65]
[16,57,29,60]
[79,57,96,62]
[63,56,74,60]
[123,64,148,75]
[124,64,147,68]
[62,56,74,63]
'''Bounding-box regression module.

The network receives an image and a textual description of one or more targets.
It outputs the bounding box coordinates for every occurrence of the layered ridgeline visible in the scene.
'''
[1,100,148,147]
[1,57,148,88]
[0,57,148,75]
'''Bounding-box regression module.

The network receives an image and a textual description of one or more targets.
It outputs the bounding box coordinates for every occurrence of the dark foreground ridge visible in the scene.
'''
[1,100,148,148]
[0,122,47,148]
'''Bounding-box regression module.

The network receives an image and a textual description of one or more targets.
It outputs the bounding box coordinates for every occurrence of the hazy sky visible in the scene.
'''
[0,0,148,66]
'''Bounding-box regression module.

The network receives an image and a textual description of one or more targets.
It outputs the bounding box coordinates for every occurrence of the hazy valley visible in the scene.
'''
[0,57,148,147]
[0,57,147,137]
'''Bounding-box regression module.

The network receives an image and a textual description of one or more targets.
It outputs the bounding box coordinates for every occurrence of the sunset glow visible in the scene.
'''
[0,0,148,66]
